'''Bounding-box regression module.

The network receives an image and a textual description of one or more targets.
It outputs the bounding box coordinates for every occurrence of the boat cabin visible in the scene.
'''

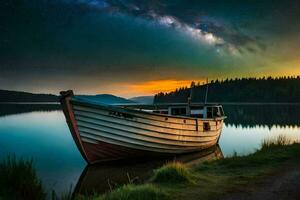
[157,105,225,119]
[123,103,225,119]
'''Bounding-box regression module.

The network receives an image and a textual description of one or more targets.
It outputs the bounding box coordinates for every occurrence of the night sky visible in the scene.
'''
[1,0,300,97]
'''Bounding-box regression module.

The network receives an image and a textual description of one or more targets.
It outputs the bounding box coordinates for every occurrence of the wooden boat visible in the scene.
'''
[60,90,226,164]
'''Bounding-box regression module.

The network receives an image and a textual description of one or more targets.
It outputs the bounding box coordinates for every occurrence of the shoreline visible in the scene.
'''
[1,136,300,200]
[0,102,60,105]
[94,137,300,200]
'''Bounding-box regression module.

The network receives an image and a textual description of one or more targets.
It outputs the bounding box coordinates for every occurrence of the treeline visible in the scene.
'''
[0,104,61,117]
[223,104,300,128]
[0,89,59,102]
[154,76,300,103]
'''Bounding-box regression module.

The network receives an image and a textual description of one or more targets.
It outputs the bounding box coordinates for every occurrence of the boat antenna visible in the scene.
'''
[204,78,209,104]
[188,81,194,107]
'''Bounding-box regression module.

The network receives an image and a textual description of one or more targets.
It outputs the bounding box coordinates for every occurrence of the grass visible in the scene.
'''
[1,135,300,200]
[0,156,74,200]
[51,187,74,200]
[100,135,300,200]
[261,134,292,150]
[99,184,167,200]
[151,162,193,184]
[0,155,45,200]
[176,136,300,200]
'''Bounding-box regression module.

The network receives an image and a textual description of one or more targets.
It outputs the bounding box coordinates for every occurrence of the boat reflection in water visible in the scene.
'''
[73,145,223,196]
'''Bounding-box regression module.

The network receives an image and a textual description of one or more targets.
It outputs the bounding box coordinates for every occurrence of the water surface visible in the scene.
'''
[0,104,299,196]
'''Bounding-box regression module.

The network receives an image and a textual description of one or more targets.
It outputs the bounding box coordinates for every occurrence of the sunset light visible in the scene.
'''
[127,79,203,96]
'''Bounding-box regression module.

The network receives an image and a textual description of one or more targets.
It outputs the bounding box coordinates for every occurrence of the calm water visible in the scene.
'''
[0,104,300,196]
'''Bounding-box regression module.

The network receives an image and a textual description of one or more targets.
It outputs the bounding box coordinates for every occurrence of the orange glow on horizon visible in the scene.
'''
[127,79,204,96]
[91,79,204,98]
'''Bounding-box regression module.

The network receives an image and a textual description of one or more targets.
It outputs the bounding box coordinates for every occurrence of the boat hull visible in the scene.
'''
[60,91,225,164]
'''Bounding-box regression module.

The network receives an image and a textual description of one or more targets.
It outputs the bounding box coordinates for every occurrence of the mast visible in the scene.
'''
[188,81,195,107]
[204,78,209,104]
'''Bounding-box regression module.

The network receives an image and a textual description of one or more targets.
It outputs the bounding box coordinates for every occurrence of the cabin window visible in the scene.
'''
[203,122,210,131]
[171,107,187,116]
[191,106,204,110]
[190,107,204,118]
[207,106,224,118]
[207,107,213,118]
[213,107,222,117]
[219,107,225,116]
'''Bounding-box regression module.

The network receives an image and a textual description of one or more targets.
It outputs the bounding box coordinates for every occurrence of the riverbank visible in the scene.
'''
[95,136,300,200]
[1,136,299,200]
[171,136,300,200]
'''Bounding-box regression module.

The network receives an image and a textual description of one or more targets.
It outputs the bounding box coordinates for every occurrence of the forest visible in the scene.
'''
[0,89,59,102]
[154,76,300,103]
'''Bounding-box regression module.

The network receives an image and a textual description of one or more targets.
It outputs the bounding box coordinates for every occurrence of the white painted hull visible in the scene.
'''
[60,91,225,164]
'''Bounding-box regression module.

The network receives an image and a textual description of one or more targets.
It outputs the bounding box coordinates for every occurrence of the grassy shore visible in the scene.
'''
[0,156,45,200]
[77,136,300,200]
[1,136,299,200]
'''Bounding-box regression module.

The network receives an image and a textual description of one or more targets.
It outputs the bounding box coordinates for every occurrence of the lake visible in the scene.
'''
[0,103,300,196]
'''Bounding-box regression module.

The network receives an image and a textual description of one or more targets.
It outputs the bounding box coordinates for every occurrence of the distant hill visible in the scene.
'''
[129,96,154,104]
[0,89,136,104]
[0,89,59,102]
[154,76,300,103]
[0,104,61,117]
[78,94,134,105]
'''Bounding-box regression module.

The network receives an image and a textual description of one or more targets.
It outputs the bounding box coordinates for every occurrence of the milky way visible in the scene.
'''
[1,0,300,97]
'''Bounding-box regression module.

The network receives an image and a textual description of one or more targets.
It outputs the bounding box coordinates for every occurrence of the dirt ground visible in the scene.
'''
[223,163,300,200]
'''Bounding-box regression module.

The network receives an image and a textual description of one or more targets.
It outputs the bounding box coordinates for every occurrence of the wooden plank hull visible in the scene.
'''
[60,91,225,164]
